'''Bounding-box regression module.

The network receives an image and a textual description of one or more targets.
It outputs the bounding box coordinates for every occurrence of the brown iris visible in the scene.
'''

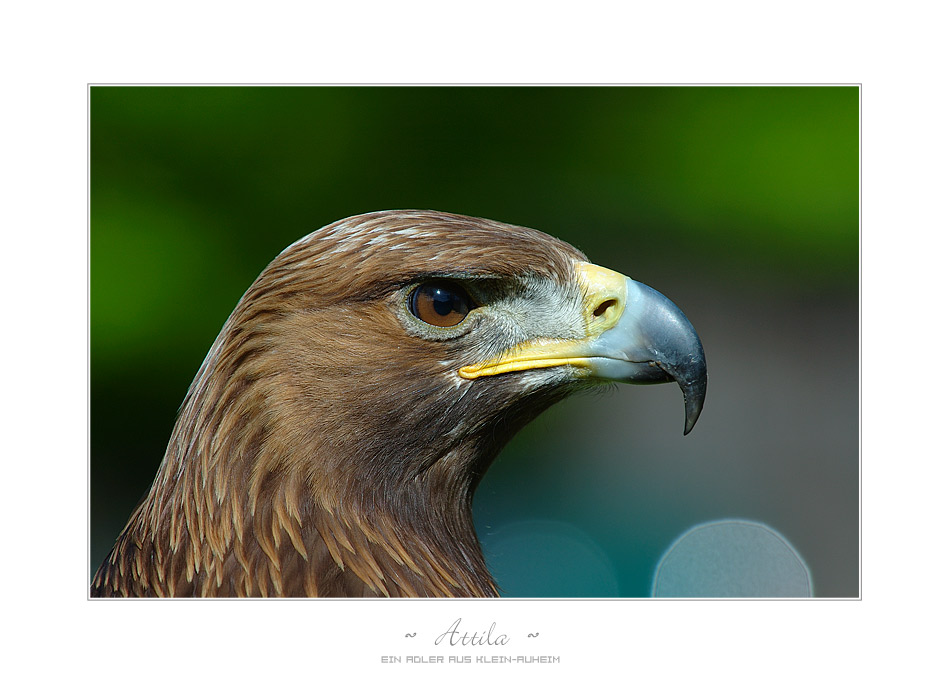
[409,281,474,327]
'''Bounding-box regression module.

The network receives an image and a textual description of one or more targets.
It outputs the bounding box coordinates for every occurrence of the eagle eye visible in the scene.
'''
[409,281,474,327]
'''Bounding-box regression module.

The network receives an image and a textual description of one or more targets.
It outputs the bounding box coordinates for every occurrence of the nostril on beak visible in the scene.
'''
[592,299,617,318]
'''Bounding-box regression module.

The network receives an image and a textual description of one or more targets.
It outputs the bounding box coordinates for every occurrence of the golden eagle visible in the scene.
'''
[91,210,706,597]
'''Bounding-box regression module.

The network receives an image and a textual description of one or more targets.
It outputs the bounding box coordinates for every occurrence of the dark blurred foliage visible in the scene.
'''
[91,86,857,596]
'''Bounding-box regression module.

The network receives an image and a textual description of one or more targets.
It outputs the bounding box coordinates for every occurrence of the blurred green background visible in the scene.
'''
[91,86,858,597]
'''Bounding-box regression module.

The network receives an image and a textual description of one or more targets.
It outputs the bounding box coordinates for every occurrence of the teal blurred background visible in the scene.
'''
[91,86,858,597]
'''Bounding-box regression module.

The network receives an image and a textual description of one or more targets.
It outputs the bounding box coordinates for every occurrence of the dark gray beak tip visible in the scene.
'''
[646,294,706,436]
[642,289,706,436]
[682,375,707,435]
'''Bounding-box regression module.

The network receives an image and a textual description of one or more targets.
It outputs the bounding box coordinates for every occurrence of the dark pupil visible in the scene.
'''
[431,288,459,316]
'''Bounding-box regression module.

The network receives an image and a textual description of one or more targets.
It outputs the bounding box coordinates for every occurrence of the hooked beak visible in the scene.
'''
[459,263,707,435]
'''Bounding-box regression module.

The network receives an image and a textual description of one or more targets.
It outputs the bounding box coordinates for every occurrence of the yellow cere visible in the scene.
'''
[574,262,627,337]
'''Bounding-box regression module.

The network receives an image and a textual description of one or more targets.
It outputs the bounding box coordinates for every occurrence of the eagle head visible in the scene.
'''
[92,210,706,597]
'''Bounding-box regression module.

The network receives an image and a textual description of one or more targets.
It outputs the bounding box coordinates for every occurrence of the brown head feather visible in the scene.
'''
[92,210,589,597]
